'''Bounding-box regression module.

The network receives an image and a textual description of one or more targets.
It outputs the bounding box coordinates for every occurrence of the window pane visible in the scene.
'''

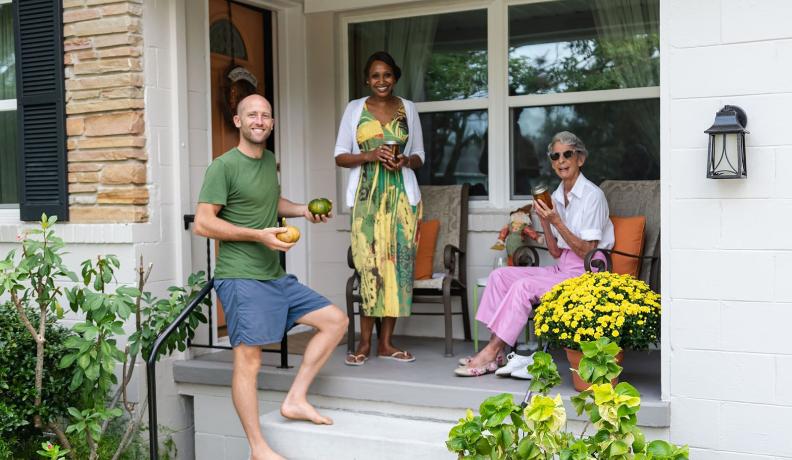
[209,19,248,59]
[509,0,659,95]
[349,9,487,102]
[417,110,488,198]
[511,99,659,198]
[0,3,15,99]
[0,110,17,204]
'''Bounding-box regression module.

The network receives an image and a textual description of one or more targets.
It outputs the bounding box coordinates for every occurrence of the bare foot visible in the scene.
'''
[377,342,413,360]
[281,398,333,425]
[250,446,285,460]
[467,347,498,369]
[346,341,371,365]
[353,341,371,358]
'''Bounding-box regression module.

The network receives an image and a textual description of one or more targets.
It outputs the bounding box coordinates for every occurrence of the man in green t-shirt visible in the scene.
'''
[195,94,348,460]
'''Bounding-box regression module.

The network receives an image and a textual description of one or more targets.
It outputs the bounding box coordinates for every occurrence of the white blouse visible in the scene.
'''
[334,96,425,207]
[549,173,615,250]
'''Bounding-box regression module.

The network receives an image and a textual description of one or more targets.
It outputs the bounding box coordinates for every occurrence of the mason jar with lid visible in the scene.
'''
[531,184,553,210]
[383,140,400,162]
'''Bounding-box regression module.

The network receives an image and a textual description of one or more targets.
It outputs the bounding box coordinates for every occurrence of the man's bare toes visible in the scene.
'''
[281,401,334,425]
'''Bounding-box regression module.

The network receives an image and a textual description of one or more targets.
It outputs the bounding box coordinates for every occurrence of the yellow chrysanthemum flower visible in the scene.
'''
[534,272,660,350]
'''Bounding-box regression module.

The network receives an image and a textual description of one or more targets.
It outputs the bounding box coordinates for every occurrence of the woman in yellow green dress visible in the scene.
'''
[335,51,425,365]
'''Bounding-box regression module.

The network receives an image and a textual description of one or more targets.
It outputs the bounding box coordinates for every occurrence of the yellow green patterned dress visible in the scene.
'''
[352,101,421,317]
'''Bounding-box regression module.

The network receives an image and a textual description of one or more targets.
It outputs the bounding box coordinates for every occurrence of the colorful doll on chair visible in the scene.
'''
[491,204,544,265]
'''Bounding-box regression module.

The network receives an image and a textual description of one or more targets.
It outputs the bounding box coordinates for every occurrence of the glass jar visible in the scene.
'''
[531,184,553,210]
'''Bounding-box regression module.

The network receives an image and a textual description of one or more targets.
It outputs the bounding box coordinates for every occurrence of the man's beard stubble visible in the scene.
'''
[241,128,268,145]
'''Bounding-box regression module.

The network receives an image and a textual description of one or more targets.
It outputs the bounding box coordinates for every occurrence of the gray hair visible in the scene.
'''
[547,131,588,157]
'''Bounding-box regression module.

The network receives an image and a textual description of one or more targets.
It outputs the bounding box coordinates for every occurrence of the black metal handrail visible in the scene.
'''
[147,278,215,460]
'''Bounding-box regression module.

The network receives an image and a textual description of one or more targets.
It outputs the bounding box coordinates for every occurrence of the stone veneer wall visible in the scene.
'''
[62,0,148,223]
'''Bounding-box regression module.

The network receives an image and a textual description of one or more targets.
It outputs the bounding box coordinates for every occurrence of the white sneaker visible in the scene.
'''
[509,364,533,380]
[495,352,534,376]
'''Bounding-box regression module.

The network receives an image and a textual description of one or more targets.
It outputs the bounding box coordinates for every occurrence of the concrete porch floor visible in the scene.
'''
[174,336,668,427]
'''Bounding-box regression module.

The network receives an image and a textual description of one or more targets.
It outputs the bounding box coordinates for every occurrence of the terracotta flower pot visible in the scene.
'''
[565,348,624,392]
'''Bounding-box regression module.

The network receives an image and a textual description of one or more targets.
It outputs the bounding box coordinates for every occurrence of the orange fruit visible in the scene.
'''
[276,218,301,243]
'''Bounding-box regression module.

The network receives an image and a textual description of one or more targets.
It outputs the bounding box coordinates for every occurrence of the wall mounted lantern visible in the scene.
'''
[704,105,748,179]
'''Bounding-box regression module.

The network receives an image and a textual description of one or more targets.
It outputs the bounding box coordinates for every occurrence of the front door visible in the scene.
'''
[209,0,275,335]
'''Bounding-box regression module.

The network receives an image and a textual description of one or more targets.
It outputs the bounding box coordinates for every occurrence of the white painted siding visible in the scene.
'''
[663,0,792,457]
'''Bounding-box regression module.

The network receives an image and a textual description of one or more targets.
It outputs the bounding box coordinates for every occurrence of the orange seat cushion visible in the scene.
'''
[610,216,646,277]
[415,220,440,280]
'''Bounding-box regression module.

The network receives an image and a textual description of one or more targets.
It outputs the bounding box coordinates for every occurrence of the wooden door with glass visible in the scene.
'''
[208,0,275,337]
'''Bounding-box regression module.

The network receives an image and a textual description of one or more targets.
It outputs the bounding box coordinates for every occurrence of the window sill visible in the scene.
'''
[0,207,20,224]
[0,220,159,244]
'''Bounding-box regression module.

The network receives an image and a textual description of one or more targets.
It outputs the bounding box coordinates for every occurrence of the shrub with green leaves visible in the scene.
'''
[446,338,689,460]
[0,305,79,454]
[0,215,209,460]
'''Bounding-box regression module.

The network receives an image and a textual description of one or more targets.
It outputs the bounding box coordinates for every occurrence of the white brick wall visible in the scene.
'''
[664,0,792,456]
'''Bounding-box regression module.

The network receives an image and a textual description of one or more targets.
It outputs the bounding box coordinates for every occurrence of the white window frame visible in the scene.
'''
[0,0,19,218]
[338,0,660,213]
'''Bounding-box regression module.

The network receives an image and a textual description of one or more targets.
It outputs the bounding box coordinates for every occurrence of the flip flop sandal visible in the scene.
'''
[453,360,499,377]
[379,351,416,363]
[458,351,506,367]
[344,353,368,366]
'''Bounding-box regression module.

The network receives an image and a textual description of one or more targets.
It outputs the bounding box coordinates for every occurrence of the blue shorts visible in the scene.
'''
[214,275,331,347]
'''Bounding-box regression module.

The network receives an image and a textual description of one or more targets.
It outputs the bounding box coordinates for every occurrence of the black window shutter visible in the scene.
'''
[13,0,68,221]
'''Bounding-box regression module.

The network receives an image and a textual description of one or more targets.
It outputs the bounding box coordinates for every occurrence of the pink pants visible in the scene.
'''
[476,250,587,346]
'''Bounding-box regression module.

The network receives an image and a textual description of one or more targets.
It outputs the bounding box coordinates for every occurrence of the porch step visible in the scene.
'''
[259,408,456,460]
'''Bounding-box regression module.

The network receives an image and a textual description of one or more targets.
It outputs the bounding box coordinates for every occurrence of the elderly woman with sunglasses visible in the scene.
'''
[455,131,614,377]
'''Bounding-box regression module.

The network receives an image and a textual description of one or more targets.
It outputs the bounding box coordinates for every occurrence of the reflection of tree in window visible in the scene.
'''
[508,0,659,95]
[210,19,248,59]
[511,99,660,198]
[425,51,487,101]
[419,111,488,197]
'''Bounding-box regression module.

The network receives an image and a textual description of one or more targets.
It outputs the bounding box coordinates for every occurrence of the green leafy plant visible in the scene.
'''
[0,214,78,452]
[36,441,69,459]
[520,394,570,458]
[525,351,561,396]
[0,439,13,460]
[446,393,527,459]
[575,337,623,385]
[0,305,80,454]
[0,215,209,460]
[446,338,688,460]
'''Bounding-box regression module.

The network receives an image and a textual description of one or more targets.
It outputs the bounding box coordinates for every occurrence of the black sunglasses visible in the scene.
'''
[548,150,575,161]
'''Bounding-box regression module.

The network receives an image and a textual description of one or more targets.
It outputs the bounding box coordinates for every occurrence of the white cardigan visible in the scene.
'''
[334,96,425,207]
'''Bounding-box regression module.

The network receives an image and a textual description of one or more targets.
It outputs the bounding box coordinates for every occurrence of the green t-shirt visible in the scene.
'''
[198,148,285,280]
